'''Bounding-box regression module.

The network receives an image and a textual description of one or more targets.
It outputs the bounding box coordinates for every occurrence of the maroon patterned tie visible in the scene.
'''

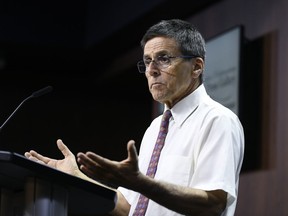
[132,109,172,216]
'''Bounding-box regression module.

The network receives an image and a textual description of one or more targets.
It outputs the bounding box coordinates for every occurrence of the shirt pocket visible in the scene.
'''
[156,155,193,187]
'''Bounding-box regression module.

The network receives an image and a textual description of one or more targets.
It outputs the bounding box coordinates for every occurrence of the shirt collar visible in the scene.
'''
[165,84,208,127]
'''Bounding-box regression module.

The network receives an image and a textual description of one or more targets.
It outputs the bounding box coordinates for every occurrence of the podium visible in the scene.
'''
[0,151,117,216]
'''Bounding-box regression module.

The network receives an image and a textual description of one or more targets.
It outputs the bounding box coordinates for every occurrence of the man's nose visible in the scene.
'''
[146,61,160,75]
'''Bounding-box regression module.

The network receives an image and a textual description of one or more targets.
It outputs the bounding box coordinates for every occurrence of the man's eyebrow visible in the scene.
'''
[143,54,150,59]
[143,51,169,58]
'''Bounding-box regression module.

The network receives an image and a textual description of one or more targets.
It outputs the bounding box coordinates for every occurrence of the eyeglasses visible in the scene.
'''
[137,55,197,73]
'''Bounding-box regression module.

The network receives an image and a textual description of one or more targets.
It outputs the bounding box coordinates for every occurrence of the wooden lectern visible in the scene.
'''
[0,151,117,216]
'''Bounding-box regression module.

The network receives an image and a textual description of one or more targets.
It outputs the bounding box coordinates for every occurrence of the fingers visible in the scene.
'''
[78,140,138,170]
[77,152,101,169]
[76,140,140,188]
[24,152,31,158]
[24,152,35,160]
[77,152,103,179]
[24,151,47,164]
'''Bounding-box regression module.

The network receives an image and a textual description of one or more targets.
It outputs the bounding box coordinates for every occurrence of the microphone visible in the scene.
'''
[0,86,53,132]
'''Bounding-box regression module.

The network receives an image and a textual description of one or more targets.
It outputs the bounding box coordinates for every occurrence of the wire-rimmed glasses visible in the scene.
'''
[137,55,197,73]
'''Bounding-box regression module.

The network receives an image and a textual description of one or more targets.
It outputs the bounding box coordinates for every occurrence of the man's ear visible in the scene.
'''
[192,57,204,78]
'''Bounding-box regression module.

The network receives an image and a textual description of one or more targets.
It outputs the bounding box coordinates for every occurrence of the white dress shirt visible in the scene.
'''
[119,84,244,216]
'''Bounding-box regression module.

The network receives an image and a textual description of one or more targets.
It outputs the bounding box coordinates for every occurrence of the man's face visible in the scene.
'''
[143,37,200,108]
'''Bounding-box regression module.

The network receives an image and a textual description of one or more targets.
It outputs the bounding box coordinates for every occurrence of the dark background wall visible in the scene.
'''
[0,0,220,158]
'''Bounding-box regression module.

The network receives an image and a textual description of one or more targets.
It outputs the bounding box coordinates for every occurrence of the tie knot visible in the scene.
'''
[162,110,172,122]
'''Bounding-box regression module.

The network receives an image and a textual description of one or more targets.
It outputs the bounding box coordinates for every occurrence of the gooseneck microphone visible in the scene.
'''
[0,86,53,132]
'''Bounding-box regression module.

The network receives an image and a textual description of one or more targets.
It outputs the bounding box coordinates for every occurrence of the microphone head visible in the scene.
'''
[31,86,53,98]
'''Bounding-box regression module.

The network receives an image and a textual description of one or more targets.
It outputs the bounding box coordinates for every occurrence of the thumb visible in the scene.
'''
[56,139,73,158]
[127,140,138,162]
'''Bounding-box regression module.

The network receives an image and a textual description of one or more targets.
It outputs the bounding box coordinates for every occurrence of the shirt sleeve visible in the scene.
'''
[190,112,244,207]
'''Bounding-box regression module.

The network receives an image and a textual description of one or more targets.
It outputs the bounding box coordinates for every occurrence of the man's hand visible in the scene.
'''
[77,140,141,189]
[24,139,80,176]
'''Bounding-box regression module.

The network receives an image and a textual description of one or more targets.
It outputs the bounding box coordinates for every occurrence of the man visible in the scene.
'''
[25,19,244,216]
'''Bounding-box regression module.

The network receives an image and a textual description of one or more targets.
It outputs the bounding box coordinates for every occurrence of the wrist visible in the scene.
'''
[130,172,151,193]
